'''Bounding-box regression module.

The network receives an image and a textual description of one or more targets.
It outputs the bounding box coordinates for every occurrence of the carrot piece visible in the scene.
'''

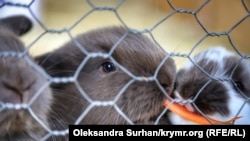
[163,99,241,125]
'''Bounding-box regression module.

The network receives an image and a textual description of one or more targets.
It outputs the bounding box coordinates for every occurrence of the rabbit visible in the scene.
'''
[169,46,250,125]
[0,15,53,140]
[35,26,176,139]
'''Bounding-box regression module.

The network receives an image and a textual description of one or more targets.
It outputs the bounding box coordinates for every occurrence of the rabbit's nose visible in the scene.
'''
[1,59,36,103]
[2,76,35,104]
[174,91,195,112]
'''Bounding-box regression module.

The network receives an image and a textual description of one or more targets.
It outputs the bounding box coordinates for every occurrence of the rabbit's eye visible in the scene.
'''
[100,62,117,73]
[173,82,178,90]
[234,81,244,90]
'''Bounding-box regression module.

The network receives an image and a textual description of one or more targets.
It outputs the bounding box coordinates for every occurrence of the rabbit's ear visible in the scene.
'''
[0,15,32,36]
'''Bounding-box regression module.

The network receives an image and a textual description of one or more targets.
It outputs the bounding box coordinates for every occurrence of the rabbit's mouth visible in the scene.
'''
[164,99,242,125]
[171,90,195,112]
[0,109,35,134]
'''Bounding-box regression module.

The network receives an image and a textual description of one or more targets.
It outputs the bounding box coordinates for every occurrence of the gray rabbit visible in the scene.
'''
[0,15,53,140]
[36,26,176,139]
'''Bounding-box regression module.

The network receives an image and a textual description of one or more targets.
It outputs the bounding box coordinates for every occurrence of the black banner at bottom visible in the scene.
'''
[69,125,250,139]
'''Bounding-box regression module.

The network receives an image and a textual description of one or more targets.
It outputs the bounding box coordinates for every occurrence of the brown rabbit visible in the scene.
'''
[35,26,176,139]
[0,16,53,140]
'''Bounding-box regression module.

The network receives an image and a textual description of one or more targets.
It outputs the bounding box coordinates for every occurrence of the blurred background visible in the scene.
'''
[1,0,250,70]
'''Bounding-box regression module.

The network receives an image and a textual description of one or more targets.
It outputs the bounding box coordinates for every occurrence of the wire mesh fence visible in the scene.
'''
[0,0,249,140]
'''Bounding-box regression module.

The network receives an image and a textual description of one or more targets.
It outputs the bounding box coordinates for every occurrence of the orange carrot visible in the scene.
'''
[163,99,241,125]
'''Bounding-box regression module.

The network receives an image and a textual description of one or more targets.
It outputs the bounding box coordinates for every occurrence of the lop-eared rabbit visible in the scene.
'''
[36,26,177,139]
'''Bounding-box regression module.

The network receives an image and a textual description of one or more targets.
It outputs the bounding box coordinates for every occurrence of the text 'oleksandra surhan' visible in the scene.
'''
[72,128,203,138]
